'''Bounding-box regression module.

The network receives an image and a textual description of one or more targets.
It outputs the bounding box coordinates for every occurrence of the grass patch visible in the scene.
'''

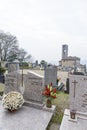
[46,91,69,130]
[0,83,5,96]
[52,91,69,124]
[0,83,5,92]
[53,91,69,111]
[51,106,63,124]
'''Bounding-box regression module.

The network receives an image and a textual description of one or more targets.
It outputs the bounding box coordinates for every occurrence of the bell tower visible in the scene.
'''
[62,44,68,59]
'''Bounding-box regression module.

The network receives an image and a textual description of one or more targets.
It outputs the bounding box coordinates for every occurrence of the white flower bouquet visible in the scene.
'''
[2,91,24,111]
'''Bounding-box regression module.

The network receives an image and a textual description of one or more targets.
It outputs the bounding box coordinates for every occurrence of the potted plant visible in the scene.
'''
[42,83,57,108]
[2,91,24,111]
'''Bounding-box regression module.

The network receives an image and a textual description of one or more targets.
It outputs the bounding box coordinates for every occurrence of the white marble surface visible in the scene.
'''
[60,109,87,130]
[0,101,54,130]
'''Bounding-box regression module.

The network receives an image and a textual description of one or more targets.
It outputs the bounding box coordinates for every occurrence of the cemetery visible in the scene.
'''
[0,1,87,129]
[0,62,58,130]
[0,60,87,130]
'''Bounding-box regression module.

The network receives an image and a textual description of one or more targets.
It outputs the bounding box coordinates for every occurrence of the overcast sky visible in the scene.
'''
[0,0,87,65]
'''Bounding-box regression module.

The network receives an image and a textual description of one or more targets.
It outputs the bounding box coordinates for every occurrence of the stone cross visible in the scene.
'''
[72,80,78,98]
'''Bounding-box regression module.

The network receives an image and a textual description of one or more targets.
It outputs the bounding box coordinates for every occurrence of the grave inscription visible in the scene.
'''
[24,71,44,104]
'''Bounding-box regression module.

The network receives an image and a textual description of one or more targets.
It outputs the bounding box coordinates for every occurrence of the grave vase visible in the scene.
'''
[70,110,76,119]
[8,109,16,112]
[46,98,52,108]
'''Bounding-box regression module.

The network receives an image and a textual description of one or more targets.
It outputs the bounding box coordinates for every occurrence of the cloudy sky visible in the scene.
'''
[0,0,87,65]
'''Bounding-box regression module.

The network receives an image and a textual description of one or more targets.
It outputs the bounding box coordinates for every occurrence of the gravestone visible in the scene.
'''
[60,74,87,130]
[5,59,25,94]
[5,72,21,94]
[44,67,57,86]
[69,75,87,112]
[8,60,19,73]
[23,71,44,109]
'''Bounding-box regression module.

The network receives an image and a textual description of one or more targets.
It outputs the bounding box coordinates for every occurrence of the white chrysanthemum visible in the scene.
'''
[2,91,24,111]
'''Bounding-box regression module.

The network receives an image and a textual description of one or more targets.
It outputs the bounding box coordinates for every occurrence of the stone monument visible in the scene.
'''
[5,71,21,93]
[44,66,57,86]
[8,59,19,73]
[23,71,44,109]
[60,74,87,130]
[69,75,87,112]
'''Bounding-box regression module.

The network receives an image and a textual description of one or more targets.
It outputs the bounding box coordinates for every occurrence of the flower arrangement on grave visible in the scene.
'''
[42,83,57,108]
[2,91,24,111]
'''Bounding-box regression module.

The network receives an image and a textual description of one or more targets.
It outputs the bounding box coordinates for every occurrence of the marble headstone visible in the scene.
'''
[8,60,19,73]
[24,71,44,104]
[5,72,21,94]
[44,67,57,86]
[69,75,87,112]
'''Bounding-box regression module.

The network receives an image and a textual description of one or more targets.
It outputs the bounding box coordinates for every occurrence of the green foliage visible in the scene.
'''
[0,83,5,96]
[51,106,63,124]
[0,67,6,74]
[0,83,5,91]
[20,62,29,67]
[40,60,47,67]
[53,92,69,111]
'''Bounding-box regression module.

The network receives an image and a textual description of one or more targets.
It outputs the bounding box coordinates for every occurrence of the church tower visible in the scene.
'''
[62,44,68,59]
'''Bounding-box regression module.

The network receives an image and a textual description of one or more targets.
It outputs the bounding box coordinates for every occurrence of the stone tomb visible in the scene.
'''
[0,100,55,130]
[24,71,44,108]
[5,71,44,108]
[44,67,57,86]
[1,71,56,130]
[69,75,87,112]
[60,74,87,130]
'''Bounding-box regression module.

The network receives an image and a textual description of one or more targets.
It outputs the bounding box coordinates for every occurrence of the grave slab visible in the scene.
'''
[60,109,87,130]
[0,101,54,130]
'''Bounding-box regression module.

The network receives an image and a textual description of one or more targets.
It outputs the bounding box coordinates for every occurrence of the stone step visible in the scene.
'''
[24,100,44,109]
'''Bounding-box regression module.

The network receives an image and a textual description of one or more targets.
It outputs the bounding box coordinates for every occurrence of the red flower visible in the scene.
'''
[50,82,52,86]
[51,95,56,98]
[53,88,57,93]
[45,85,50,91]
[42,83,57,99]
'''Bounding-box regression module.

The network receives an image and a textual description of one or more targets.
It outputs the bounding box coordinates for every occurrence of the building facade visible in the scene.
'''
[59,44,86,73]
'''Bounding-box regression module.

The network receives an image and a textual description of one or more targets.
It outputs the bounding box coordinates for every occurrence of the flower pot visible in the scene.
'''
[8,109,16,112]
[70,110,76,119]
[46,98,52,108]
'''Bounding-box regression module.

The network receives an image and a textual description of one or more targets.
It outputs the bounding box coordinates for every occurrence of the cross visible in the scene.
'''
[72,80,78,98]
